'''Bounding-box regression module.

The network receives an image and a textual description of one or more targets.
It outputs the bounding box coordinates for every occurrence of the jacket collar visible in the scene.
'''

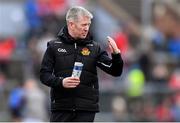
[57,26,93,45]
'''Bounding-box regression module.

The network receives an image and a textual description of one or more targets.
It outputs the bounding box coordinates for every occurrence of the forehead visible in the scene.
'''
[76,16,91,24]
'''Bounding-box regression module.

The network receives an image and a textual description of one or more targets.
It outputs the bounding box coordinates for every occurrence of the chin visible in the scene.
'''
[81,36,86,39]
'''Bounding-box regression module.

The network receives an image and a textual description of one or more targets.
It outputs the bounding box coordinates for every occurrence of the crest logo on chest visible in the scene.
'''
[81,47,90,56]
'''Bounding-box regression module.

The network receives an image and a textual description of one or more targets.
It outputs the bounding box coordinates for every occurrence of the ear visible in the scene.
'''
[68,21,75,28]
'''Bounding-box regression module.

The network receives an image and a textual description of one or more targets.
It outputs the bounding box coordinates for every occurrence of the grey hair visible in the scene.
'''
[66,6,93,22]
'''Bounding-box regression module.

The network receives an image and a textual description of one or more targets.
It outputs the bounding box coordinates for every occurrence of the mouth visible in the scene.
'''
[82,33,87,37]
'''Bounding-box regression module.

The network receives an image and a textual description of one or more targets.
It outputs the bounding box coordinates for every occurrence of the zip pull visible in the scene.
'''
[74,43,77,49]
[92,85,94,88]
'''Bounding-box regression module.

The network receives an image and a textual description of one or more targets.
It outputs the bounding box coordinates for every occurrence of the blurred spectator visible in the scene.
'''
[155,97,173,122]
[37,0,67,17]
[138,53,151,81]
[0,72,7,111]
[151,63,169,83]
[27,32,54,78]
[25,0,42,40]
[127,98,143,121]
[125,66,145,121]
[0,37,16,76]
[0,37,16,61]
[169,69,180,90]
[0,72,6,92]
[140,98,156,121]
[111,96,128,121]
[153,4,171,51]
[8,82,25,122]
[153,3,180,57]
[37,0,67,34]
[126,66,145,97]
[171,93,180,121]
[23,79,47,122]
[168,36,180,58]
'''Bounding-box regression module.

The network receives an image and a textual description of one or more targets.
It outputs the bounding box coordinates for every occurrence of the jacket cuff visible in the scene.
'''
[111,53,121,60]
[52,77,64,88]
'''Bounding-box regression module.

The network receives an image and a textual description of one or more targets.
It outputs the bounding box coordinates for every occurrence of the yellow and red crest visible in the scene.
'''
[81,47,90,56]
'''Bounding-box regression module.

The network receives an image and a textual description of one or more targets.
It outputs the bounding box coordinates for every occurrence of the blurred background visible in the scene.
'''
[0,0,180,122]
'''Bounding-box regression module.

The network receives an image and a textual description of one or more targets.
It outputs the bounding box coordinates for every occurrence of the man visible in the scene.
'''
[40,6,123,122]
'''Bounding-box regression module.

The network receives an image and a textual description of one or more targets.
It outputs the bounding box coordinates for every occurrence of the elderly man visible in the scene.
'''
[40,6,123,122]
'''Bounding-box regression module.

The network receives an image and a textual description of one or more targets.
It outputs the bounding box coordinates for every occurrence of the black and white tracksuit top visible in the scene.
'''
[40,26,123,112]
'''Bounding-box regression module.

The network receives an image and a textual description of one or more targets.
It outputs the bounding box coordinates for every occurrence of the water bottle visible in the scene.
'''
[72,62,83,78]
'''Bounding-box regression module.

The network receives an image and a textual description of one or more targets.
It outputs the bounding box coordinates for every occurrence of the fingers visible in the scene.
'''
[107,36,116,48]
[66,85,77,88]
[107,36,114,42]
[107,36,120,54]
[63,83,80,88]
[62,77,80,88]
[66,80,80,83]
[70,77,80,81]
[107,36,116,52]
[108,42,113,53]
[65,82,79,88]
[66,78,80,82]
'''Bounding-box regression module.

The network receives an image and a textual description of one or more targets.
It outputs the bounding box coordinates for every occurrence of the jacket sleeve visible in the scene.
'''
[40,42,64,88]
[96,44,123,76]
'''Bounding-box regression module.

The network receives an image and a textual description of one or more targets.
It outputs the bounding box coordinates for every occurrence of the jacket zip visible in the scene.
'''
[73,42,77,111]
[73,43,78,65]
[74,43,77,61]
[74,42,77,49]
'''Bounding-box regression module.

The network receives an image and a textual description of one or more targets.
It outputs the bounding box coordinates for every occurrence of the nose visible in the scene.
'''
[84,25,89,32]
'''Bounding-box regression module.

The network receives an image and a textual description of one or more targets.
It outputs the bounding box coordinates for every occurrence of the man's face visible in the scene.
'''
[70,16,91,39]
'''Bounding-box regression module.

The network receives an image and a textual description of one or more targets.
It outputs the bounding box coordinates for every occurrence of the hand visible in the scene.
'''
[62,77,80,88]
[107,36,120,54]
